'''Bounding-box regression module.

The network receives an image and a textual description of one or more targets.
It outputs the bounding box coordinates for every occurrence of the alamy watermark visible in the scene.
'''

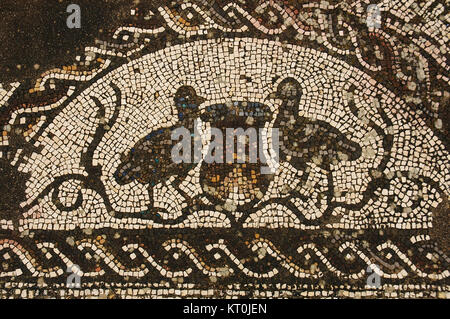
[171,120,279,174]
[66,264,82,288]
[66,4,81,29]
[366,4,381,29]
[366,264,382,288]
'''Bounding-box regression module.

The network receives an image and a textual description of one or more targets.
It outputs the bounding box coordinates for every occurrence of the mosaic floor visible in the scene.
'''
[0,0,449,299]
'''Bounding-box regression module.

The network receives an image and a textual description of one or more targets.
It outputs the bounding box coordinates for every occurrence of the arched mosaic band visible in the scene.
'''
[0,0,449,298]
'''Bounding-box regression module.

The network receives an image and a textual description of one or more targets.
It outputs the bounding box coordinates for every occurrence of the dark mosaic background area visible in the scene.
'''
[0,0,134,84]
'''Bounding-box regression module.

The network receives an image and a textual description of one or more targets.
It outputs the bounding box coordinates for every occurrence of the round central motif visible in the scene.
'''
[198,101,273,207]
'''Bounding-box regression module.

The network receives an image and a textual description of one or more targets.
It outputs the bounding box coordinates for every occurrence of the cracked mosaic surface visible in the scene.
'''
[0,0,449,298]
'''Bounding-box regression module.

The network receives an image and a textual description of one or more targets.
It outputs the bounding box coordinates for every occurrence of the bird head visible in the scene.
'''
[266,77,302,109]
[174,85,205,120]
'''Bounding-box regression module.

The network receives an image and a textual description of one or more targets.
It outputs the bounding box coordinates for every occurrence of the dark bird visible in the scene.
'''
[114,85,205,187]
[273,77,361,171]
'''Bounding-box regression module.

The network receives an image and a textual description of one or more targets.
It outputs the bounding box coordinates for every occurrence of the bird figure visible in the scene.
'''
[114,85,205,187]
[272,77,361,171]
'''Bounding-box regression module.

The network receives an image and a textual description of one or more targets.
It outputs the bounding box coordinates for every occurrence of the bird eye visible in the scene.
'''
[276,77,302,100]
[174,86,202,108]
